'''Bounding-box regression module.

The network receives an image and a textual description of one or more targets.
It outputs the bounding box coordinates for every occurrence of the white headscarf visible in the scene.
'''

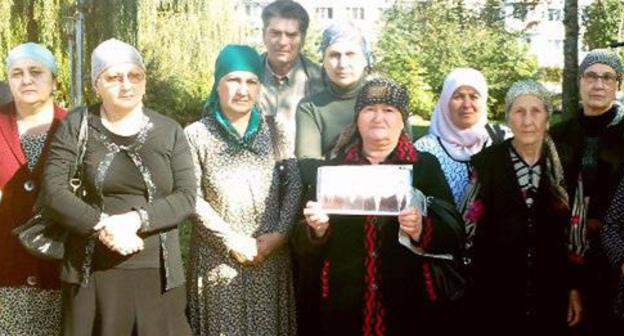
[429,68,489,161]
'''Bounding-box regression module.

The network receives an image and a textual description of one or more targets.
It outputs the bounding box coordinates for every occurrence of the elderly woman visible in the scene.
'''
[41,39,195,335]
[295,22,373,176]
[469,80,582,334]
[300,77,463,335]
[184,45,302,336]
[0,43,66,335]
[415,68,509,210]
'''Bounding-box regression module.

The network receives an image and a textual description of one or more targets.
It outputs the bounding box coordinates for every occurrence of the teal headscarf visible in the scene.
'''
[206,45,263,143]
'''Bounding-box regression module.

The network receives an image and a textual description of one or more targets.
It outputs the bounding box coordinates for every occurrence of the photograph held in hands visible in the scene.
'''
[317,165,413,216]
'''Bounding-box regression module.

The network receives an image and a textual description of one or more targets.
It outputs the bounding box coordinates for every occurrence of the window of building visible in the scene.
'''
[316,7,334,19]
[512,3,528,19]
[548,8,562,21]
[346,7,365,20]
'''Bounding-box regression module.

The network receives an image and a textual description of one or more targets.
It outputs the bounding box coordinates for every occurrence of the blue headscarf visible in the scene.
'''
[6,42,58,76]
[319,22,374,68]
[206,45,263,144]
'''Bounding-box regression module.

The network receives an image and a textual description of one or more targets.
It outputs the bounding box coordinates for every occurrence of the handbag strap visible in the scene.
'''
[69,107,89,192]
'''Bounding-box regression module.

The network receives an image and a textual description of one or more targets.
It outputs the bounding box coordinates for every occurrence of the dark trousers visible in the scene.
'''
[62,268,191,336]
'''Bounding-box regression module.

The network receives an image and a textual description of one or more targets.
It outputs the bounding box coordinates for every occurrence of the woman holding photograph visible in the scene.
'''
[298,77,463,335]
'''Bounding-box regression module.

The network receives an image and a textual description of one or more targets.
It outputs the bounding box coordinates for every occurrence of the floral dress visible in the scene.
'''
[184,112,302,336]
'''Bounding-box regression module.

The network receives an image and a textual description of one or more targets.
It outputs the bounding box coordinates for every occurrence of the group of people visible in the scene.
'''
[1,0,624,335]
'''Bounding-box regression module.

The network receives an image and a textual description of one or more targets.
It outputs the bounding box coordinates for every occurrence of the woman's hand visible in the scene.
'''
[229,250,254,266]
[567,289,582,326]
[227,235,257,266]
[95,212,144,256]
[303,201,330,239]
[398,208,423,242]
[253,232,286,264]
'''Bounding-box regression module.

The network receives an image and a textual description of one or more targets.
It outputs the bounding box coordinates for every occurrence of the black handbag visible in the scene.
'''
[424,197,467,303]
[12,108,89,260]
[426,256,467,303]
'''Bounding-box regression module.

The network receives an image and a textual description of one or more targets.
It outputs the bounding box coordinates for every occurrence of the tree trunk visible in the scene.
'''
[562,0,579,119]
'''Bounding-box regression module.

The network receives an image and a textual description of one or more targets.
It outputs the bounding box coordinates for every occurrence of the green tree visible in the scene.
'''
[482,0,505,29]
[377,0,538,120]
[136,1,252,125]
[0,0,73,106]
[582,0,624,58]
[0,0,252,124]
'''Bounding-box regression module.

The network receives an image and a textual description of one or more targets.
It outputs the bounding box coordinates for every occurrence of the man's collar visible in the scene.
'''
[264,55,303,85]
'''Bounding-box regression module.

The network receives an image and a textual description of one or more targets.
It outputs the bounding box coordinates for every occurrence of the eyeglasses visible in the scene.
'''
[581,71,619,85]
[99,71,145,86]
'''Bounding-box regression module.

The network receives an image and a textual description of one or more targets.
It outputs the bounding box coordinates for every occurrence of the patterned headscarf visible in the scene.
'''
[504,79,552,118]
[319,22,374,68]
[353,76,409,125]
[579,48,623,81]
[6,42,58,76]
[429,68,490,161]
[205,45,263,144]
[331,76,409,157]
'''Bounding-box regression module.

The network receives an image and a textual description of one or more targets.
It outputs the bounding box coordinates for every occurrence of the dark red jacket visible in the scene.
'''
[0,102,67,289]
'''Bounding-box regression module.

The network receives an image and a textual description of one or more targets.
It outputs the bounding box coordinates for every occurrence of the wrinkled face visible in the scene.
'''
[217,70,260,118]
[8,58,56,107]
[448,85,483,130]
[579,63,618,116]
[263,17,303,70]
[357,103,404,146]
[323,41,367,89]
[507,94,549,148]
[95,63,146,113]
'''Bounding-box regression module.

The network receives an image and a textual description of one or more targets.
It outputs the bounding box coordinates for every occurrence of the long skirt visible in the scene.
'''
[0,286,62,336]
[62,268,191,336]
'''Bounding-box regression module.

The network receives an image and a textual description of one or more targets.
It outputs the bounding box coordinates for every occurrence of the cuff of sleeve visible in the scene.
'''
[90,212,108,237]
[135,208,150,232]
[305,222,331,244]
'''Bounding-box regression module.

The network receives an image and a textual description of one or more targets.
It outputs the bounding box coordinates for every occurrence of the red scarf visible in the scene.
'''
[342,134,418,336]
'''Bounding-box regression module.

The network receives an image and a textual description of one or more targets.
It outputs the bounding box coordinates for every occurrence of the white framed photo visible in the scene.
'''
[317,165,413,216]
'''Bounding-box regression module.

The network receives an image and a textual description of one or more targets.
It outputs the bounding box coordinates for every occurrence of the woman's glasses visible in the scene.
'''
[99,71,145,86]
[581,71,619,86]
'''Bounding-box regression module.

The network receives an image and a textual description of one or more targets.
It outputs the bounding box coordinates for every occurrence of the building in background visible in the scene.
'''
[237,0,396,46]
[503,0,595,69]
[238,0,600,71]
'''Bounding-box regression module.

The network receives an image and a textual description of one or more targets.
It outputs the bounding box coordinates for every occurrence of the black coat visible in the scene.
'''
[550,106,624,222]
[471,141,571,334]
[295,149,462,336]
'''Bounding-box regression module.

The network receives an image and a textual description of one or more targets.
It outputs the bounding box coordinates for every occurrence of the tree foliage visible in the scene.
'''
[0,0,252,125]
[83,0,252,125]
[377,0,539,120]
[582,0,624,59]
[0,0,73,106]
